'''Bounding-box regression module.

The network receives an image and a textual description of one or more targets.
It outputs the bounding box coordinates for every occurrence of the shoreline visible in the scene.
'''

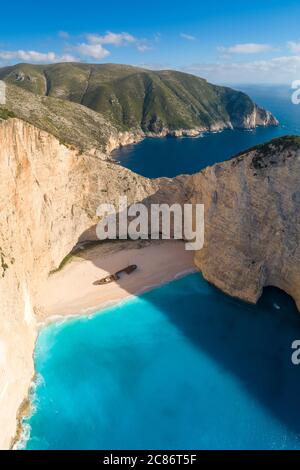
[14,240,196,448]
[10,396,32,450]
[106,114,279,157]
[8,115,280,450]
[35,240,196,324]
[40,265,197,328]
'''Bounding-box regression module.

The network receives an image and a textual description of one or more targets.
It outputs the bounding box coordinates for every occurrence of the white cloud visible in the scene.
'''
[287,41,300,53]
[58,54,77,62]
[218,43,273,54]
[136,62,171,70]
[58,31,70,39]
[180,33,196,41]
[154,33,161,43]
[137,44,152,52]
[0,29,151,65]
[182,55,300,84]
[76,43,110,60]
[84,31,154,54]
[86,31,136,47]
[136,38,153,53]
[0,49,77,63]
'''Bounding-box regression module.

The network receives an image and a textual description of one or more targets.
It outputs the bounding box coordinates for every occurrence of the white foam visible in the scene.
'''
[13,373,44,449]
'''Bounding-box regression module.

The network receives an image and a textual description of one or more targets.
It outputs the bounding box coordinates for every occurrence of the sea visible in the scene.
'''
[23,84,300,450]
[111,84,300,178]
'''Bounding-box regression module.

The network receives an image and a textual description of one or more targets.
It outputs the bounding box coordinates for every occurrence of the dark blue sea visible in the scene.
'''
[23,86,300,450]
[112,85,300,178]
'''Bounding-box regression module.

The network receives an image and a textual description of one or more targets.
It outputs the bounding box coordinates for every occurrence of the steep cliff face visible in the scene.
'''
[192,137,300,310]
[0,118,172,449]
[230,105,277,129]
[0,116,298,449]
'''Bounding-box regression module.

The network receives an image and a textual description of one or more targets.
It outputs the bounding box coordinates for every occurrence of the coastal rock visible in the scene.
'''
[191,137,300,309]
[0,118,163,449]
[0,117,294,449]
[240,105,279,128]
[105,129,144,153]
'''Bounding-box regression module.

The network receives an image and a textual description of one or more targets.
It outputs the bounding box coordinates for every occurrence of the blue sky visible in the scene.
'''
[1,0,300,83]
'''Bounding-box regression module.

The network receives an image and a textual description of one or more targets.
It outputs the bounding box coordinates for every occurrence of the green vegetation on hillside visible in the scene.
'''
[0,107,15,120]
[0,63,266,133]
[231,135,300,170]
[3,83,117,152]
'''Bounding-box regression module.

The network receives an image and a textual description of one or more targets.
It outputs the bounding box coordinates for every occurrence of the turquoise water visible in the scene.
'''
[112,85,300,178]
[25,274,300,450]
[24,86,300,449]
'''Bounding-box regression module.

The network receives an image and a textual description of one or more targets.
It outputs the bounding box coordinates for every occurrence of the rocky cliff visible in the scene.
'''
[191,136,300,310]
[0,115,298,449]
[0,118,170,449]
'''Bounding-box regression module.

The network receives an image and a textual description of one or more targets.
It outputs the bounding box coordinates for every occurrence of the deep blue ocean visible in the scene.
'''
[24,85,300,450]
[112,84,300,178]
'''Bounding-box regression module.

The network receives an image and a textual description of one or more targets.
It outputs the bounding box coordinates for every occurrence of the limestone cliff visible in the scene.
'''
[0,118,169,449]
[191,137,300,310]
[0,116,298,450]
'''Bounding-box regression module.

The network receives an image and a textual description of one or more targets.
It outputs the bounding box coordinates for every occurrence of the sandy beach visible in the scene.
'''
[10,240,196,448]
[36,240,196,324]
[10,239,196,449]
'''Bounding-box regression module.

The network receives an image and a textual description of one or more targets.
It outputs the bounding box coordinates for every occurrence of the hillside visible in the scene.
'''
[0,63,277,142]
[0,83,125,154]
[0,118,169,449]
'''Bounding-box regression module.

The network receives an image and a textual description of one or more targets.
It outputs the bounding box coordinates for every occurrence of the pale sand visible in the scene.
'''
[12,240,195,449]
[36,240,196,324]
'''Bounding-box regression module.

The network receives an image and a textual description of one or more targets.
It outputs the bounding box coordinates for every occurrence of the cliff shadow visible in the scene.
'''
[60,189,300,445]
[144,276,300,441]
